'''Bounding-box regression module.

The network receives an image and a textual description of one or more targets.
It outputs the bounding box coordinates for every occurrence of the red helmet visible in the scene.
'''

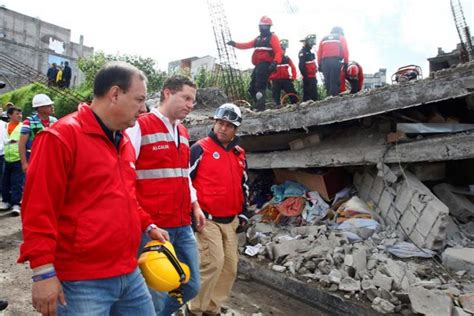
[259,16,273,26]
[347,64,359,79]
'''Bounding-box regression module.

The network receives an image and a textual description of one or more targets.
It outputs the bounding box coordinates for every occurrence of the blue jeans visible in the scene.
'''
[57,268,154,316]
[1,161,24,206]
[140,225,200,316]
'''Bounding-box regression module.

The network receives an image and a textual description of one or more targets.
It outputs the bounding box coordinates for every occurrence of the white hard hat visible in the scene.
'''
[32,94,54,108]
[213,103,242,127]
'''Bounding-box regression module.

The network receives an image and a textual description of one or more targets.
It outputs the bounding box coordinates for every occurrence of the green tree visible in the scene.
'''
[77,52,168,93]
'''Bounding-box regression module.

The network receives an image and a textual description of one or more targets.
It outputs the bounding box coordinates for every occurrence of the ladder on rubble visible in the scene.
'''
[450,0,474,62]
[0,52,87,104]
[207,0,247,103]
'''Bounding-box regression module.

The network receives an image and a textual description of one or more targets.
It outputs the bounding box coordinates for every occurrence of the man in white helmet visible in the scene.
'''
[19,93,58,173]
[187,103,249,316]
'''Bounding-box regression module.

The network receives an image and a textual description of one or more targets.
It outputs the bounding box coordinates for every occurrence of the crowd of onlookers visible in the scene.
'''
[46,61,72,88]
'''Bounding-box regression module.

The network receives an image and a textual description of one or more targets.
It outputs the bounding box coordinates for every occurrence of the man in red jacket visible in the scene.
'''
[227,16,283,112]
[18,61,168,316]
[317,26,349,97]
[270,39,298,106]
[187,103,249,316]
[340,61,364,94]
[127,75,206,316]
[298,34,319,101]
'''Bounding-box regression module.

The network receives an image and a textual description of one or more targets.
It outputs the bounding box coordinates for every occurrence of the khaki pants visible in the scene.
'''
[189,217,239,314]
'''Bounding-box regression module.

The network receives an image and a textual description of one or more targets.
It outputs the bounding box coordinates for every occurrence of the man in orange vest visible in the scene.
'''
[317,26,349,97]
[127,75,206,316]
[227,16,283,112]
[270,39,298,106]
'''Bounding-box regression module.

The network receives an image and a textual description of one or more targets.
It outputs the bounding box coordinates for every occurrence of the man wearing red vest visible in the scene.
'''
[128,75,206,316]
[317,26,349,97]
[270,39,298,106]
[298,34,319,101]
[18,62,166,315]
[227,16,283,112]
[187,103,249,316]
[340,61,364,94]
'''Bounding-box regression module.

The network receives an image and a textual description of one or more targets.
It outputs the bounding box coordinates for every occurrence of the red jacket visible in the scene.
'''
[18,104,152,281]
[340,62,364,93]
[190,132,248,218]
[269,55,297,80]
[298,46,318,79]
[234,33,283,66]
[135,113,191,228]
[317,34,349,65]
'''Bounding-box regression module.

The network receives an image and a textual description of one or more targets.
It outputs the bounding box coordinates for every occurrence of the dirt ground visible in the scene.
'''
[0,214,323,316]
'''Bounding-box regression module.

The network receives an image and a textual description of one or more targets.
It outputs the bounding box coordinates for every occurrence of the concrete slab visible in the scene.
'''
[442,248,474,274]
[408,286,453,316]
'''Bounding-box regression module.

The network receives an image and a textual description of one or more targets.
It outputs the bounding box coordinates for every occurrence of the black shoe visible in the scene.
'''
[0,300,8,311]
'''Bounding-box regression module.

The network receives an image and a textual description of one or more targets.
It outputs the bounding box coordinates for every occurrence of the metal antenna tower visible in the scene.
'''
[207,0,246,102]
[450,0,473,62]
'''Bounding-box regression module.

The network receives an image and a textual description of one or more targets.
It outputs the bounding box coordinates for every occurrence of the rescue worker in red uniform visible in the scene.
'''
[18,62,166,316]
[298,34,319,101]
[270,39,298,106]
[187,103,249,316]
[227,16,283,112]
[127,75,206,316]
[340,61,364,94]
[317,26,349,97]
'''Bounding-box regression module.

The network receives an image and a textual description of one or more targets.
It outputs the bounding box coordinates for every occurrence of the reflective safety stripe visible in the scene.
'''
[141,133,173,146]
[322,39,341,44]
[255,47,273,50]
[306,61,315,64]
[179,136,189,147]
[277,64,289,67]
[136,168,189,180]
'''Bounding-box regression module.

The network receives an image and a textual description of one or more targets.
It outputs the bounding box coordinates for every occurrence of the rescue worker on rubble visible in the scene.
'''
[298,34,319,101]
[227,16,283,112]
[340,61,364,94]
[127,75,206,316]
[18,62,167,315]
[317,26,349,97]
[187,103,249,316]
[270,39,298,106]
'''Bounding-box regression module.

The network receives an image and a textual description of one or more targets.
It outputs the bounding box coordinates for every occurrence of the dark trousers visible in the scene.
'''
[348,79,361,93]
[302,77,318,101]
[249,62,271,111]
[321,57,342,96]
[2,161,24,206]
[271,79,298,105]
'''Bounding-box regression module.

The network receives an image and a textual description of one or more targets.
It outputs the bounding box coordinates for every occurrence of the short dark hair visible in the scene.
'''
[160,75,196,104]
[93,61,147,98]
[7,106,21,116]
[65,61,69,66]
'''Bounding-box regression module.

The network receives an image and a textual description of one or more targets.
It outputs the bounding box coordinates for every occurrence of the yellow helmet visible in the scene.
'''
[138,240,190,292]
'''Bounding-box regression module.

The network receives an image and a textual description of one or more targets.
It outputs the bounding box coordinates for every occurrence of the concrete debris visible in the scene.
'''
[442,248,474,274]
[408,286,453,316]
[328,269,342,284]
[433,183,474,223]
[271,265,286,273]
[371,297,395,314]
[372,271,394,291]
[453,306,471,316]
[339,277,361,292]
[459,292,474,314]
[379,259,417,291]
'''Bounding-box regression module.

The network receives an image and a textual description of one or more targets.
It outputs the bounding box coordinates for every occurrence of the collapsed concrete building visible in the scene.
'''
[186,62,474,315]
[0,6,94,92]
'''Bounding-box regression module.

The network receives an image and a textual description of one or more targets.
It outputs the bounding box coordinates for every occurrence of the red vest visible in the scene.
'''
[251,34,276,65]
[269,56,294,80]
[135,113,191,228]
[192,137,246,217]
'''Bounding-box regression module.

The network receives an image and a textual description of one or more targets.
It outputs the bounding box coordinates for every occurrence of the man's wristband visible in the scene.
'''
[32,270,56,282]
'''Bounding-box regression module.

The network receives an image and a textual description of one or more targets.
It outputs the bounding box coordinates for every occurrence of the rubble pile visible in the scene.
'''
[241,173,474,315]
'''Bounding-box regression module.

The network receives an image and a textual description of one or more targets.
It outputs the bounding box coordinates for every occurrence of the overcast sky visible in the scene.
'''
[2,0,473,82]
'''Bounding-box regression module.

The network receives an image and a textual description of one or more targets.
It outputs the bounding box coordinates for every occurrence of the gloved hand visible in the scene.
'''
[343,63,348,73]
[236,215,248,234]
[268,61,277,73]
[226,40,236,47]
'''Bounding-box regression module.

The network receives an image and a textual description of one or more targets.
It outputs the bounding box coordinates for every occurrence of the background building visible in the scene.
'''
[0,6,93,92]
[363,68,387,90]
